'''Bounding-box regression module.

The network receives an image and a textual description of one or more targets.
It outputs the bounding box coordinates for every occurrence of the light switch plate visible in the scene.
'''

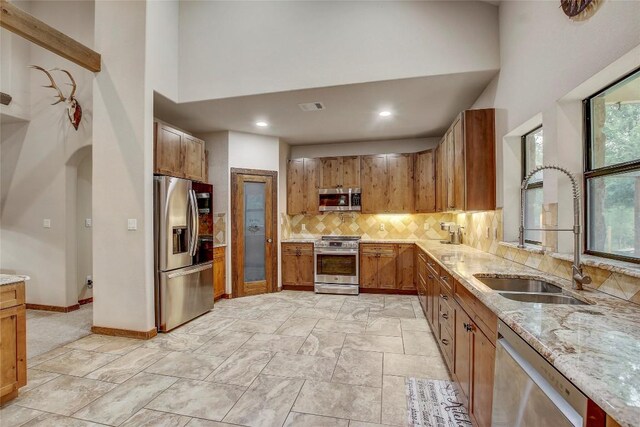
[43,219,51,228]
[301,224,306,231]
[379,224,385,231]
[127,219,137,231]
[85,218,92,228]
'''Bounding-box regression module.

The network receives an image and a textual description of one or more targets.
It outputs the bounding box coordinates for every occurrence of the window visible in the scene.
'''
[585,68,640,263]
[522,126,544,244]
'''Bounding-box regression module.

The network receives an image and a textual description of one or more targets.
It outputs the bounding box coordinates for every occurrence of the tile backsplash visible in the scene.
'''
[456,209,640,305]
[284,212,454,241]
[213,213,226,245]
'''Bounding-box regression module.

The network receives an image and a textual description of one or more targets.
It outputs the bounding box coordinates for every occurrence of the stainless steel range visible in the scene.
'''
[314,236,360,295]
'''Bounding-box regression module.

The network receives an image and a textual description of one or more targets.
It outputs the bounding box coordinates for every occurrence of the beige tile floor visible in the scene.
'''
[2,291,451,427]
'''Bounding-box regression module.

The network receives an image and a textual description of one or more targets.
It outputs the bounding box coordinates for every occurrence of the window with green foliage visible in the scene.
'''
[522,126,544,244]
[585,68,640,262]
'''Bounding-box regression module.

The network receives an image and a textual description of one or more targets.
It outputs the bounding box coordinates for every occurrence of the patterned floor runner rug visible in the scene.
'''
[406,378,472,426]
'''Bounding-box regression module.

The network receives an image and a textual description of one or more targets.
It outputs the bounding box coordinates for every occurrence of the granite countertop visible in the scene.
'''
[0,274,30,286]
[282,236,422,244]
[414,240,640,427]
[213,243,227,248]
[282,238,319,243]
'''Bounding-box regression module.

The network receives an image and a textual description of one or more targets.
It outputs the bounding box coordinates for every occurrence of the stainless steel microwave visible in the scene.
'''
[319,188,361,212]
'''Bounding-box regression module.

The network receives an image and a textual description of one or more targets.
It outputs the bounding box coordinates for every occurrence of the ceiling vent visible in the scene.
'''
[298,102,325,112]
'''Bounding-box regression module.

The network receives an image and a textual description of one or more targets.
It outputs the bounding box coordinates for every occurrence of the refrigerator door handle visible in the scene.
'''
[187,189,196,256]
[189,189,199,256]
[167,261,213,279]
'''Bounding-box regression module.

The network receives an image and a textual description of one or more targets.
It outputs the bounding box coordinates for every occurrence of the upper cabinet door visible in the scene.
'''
[183,134,206,182]
[341,156,361,188]
[452,116,465,210]
[445,131,456,210]
[387,153,415,213]
[361,155,388,213]
[303,158,320,215]
[435,144,444,212]
[287,159,305,215]
[319,157,341,189]
[415,150,436,213]
[154,122,184,178]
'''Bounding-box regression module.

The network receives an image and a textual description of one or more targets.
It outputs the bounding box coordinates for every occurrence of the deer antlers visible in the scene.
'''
[29,65,77,104]
[29,65,83,131]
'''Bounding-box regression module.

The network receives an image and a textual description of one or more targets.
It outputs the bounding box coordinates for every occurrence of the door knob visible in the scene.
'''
[266,238,273,243]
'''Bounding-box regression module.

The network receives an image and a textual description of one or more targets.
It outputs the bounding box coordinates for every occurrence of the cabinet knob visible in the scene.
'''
[428,274,434,279]
[440,276,448,282]
[441,338,449,346]
[440,294,448,301]
[463,323,473,332]
[441,313,448,320]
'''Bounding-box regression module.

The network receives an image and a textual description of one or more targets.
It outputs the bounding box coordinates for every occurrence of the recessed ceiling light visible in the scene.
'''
[379,111,392,117]
[255,121,268,127]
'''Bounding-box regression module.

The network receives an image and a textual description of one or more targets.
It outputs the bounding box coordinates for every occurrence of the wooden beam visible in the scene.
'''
[0,0,101,72]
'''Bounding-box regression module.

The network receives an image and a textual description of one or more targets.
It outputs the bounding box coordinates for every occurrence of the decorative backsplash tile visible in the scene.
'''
[283,212,454,240]
[213,213,226,245]
[456,209,640,305]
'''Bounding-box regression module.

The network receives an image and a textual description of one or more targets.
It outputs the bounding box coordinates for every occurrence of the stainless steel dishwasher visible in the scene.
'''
[491,320,587,427]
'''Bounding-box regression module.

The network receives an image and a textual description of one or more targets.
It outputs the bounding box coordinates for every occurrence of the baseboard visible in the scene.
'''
[26,303,80,313]
[78,297,93,305]
[282,285,315,291]
[281,285,417,295]
[91,325,158,340]
[214,293,232,302]
[358,288,418,295]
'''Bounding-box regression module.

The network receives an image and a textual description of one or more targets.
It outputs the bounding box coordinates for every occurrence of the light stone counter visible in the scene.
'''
[0,274,29,286]
[414,240,640,427]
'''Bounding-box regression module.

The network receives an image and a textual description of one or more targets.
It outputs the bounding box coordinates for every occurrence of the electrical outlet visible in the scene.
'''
[127,219,137,231]
[379,223,385,231]
[43,219,51,228]
[301,224,306,231]
[85,218,92,228]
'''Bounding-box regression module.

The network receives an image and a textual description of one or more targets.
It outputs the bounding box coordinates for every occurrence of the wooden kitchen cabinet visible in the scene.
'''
[359,244,397,290]
[287,159,320,215]
[319,156,360,189]
[361,154,414,213]
[182,133,206,182]
[154,121,207,183]
[396,244,416,291]
[414,150,436,213]
[435,142,446,212]
[213,246,226,300]
[281,243,314,288]
[0,282,26,404]
[437,109,496,212]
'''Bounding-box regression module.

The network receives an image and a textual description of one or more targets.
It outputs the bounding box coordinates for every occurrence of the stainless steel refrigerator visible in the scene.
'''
[154,176,214,332]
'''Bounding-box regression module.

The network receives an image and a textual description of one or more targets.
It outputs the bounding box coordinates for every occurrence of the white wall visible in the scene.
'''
[290,137,440,159]
[472,0,640,251]
[76,152,92,301]
[92,0,155,332]
[147,0,179,101]
[178,1,499,102]
[0,0,94,308]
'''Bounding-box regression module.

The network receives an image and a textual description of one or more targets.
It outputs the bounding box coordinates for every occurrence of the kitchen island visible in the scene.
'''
[0,274,28,403]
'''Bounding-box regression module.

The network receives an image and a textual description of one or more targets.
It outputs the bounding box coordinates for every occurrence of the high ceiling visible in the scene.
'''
[154,70,497,145]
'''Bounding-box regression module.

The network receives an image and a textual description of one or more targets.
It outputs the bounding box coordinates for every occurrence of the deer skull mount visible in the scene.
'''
[29,65,82,130]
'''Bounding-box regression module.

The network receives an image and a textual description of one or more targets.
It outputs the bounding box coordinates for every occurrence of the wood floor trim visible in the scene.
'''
[26,303,80,313]
[91,326,158,340]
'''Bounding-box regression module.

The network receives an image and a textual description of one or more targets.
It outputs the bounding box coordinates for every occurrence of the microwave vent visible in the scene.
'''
[298,102,325,112]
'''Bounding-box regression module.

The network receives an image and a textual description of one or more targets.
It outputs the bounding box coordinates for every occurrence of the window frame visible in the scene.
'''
[583,67,640,264]
[521,125,544,245]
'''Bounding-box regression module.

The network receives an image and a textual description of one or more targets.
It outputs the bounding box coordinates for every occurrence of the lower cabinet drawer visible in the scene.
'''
[439,323,454,368]
[439,295,454,335]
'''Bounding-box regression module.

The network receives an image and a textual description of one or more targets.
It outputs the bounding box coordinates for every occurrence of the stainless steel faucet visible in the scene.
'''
[519,165,591,290]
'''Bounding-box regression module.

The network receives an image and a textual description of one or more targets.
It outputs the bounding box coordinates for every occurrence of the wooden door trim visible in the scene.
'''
[230,168,278,298]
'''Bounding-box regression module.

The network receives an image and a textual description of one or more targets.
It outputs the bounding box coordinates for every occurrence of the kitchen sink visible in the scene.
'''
[499,292,588,305]
[476,276,562,294]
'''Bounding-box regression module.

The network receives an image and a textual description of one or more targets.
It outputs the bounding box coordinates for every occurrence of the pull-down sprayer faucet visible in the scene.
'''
[519,165,591,290]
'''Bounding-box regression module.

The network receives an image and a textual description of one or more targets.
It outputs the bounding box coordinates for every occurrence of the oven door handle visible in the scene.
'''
[314,249,359,255]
